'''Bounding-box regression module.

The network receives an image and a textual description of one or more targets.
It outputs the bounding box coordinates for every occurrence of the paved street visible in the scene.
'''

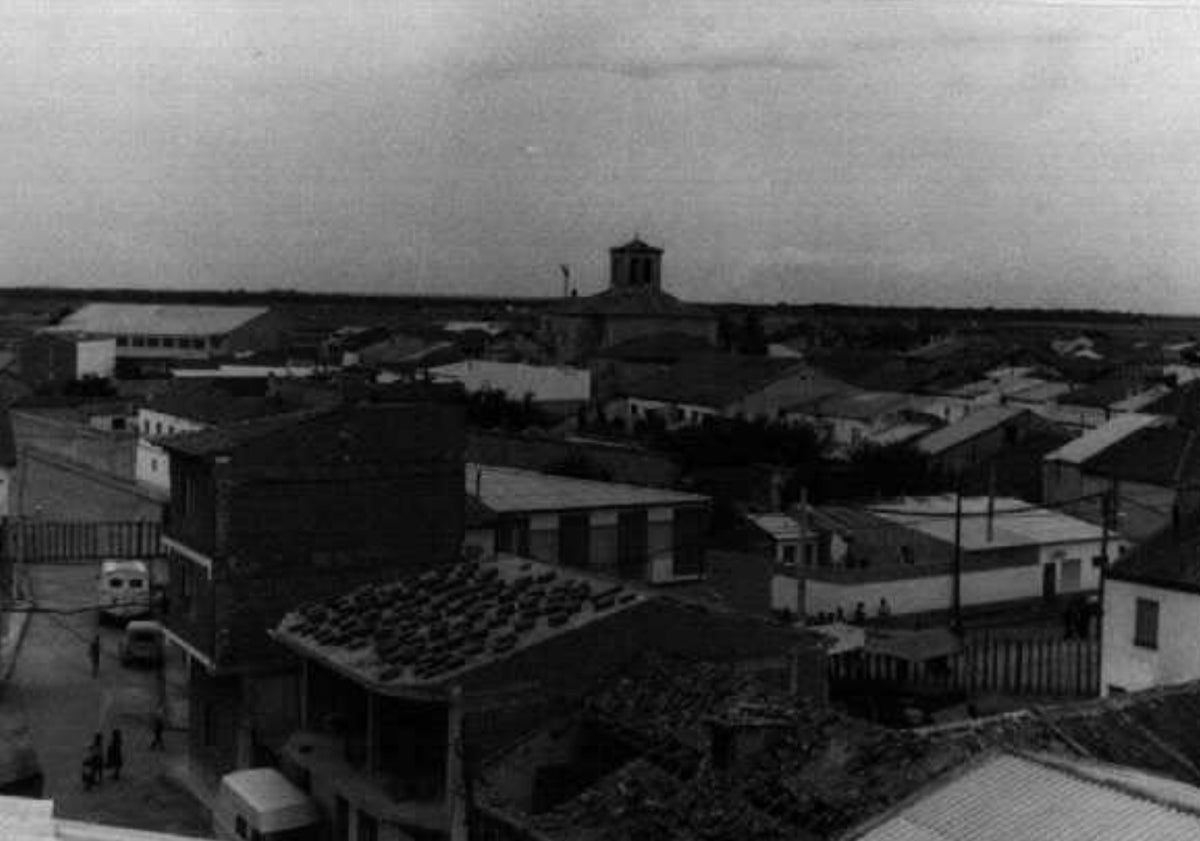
[8,564,211,837]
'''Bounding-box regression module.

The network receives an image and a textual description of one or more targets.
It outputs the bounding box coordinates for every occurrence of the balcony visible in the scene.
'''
[282,730,449,834]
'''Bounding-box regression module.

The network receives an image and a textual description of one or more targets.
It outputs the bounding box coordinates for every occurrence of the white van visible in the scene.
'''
[98,559,152,624]
[213,768,321,841]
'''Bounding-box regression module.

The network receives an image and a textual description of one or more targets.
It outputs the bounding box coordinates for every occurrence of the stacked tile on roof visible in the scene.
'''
[275,556,646,691]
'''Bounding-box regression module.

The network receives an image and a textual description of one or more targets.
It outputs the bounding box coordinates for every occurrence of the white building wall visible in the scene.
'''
[1101,579,1200,694]
[806,563,1055,618]
[134,409,206,491]
[75,338,116,379]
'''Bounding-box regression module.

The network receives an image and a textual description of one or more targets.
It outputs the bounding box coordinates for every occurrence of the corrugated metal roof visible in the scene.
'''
[468,463,707,513]
[45,303,268,337]
[916,405,1027,456]
[1044,413,1164,465]
[850,753,1200,841]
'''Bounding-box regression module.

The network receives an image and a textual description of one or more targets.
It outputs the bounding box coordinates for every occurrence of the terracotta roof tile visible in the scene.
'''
[275,556,647,692]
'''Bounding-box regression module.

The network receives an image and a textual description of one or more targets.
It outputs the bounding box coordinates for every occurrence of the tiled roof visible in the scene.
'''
[793,390,911,422]
[747,513,803,542]
[867,495,1107,551]
[554,287,711,318]
[847,752,1200,841]
[468,463,707,513]
[1105,517,1200,591]
[489,652,1200,841]
[1084,425,1200,486]
[622,354,813,409]
[1141,381,1200,426]
[274,556,647,693]
[1060,377,1151,409]
[144,381,293,426]
[156,407,328,457]
[611,237,663,253]
[1044,413,1163,466]
[915,405,1027,456]
[44,303,269,337]
[593,332,715,363]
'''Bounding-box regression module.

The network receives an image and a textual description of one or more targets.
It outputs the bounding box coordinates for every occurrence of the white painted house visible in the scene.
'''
[773,496,1124,620]
[428,359,591,406]
[1102,525,1200,695]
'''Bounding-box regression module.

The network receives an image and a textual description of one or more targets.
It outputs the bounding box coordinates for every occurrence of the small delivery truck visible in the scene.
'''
[213,768,322,841]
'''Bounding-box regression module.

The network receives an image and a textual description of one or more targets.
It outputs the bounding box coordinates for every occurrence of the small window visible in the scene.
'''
[116,336,128,348]
[162,337,176,348]
[108,578,124,589]
[132,336,146,347]
[151,458,158,472]
[128,579,144,589]
[782,545,797,565]
[155,423,162,435]
[147,337,161,348]
[1134,598,1159,650]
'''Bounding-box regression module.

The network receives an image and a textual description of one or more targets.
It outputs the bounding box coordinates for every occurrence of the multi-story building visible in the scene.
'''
[157,399,466,787]
[17,332,116,388]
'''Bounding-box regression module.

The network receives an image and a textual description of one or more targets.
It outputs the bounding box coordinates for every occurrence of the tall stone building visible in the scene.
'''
[546,238,717,362]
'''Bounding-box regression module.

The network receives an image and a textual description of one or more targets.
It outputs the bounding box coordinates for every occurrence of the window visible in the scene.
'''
[128,579,144,589]
[1134,598,1159,650]
[235,815,248,838]
[147,337,161,348]
[151,458,158,473]
[108,578,124,589]
[162,337,176,348]
[116,336,128,348]
[782,544,797,566]
[617,509,648,576]
[132,336,146,347]
[155,422,162,435]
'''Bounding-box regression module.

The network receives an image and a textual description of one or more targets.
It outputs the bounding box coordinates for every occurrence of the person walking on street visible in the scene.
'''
[150,706,165,750]
[89,635,101,679]
[84,733,103,789]
[106,729,124,781]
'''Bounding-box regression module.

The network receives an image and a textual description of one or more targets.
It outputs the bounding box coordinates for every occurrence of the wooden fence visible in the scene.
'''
[829,635,1100,699]
[1,519,163,563]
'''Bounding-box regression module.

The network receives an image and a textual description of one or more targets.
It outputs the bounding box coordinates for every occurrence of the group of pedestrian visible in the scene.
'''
[82,730,123,790]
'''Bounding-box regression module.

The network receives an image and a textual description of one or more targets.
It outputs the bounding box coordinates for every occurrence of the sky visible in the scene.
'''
[3,0,1200,312]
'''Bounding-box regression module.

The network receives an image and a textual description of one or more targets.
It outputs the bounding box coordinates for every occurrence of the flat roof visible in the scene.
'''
[468,463,707,513]
[45,303,268,337]
[867,495,1107,551]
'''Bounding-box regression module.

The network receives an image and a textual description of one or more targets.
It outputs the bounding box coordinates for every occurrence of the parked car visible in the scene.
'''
[118,620,164,667]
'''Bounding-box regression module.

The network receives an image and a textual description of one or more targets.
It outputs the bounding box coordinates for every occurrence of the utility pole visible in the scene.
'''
[952,481,963,637]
